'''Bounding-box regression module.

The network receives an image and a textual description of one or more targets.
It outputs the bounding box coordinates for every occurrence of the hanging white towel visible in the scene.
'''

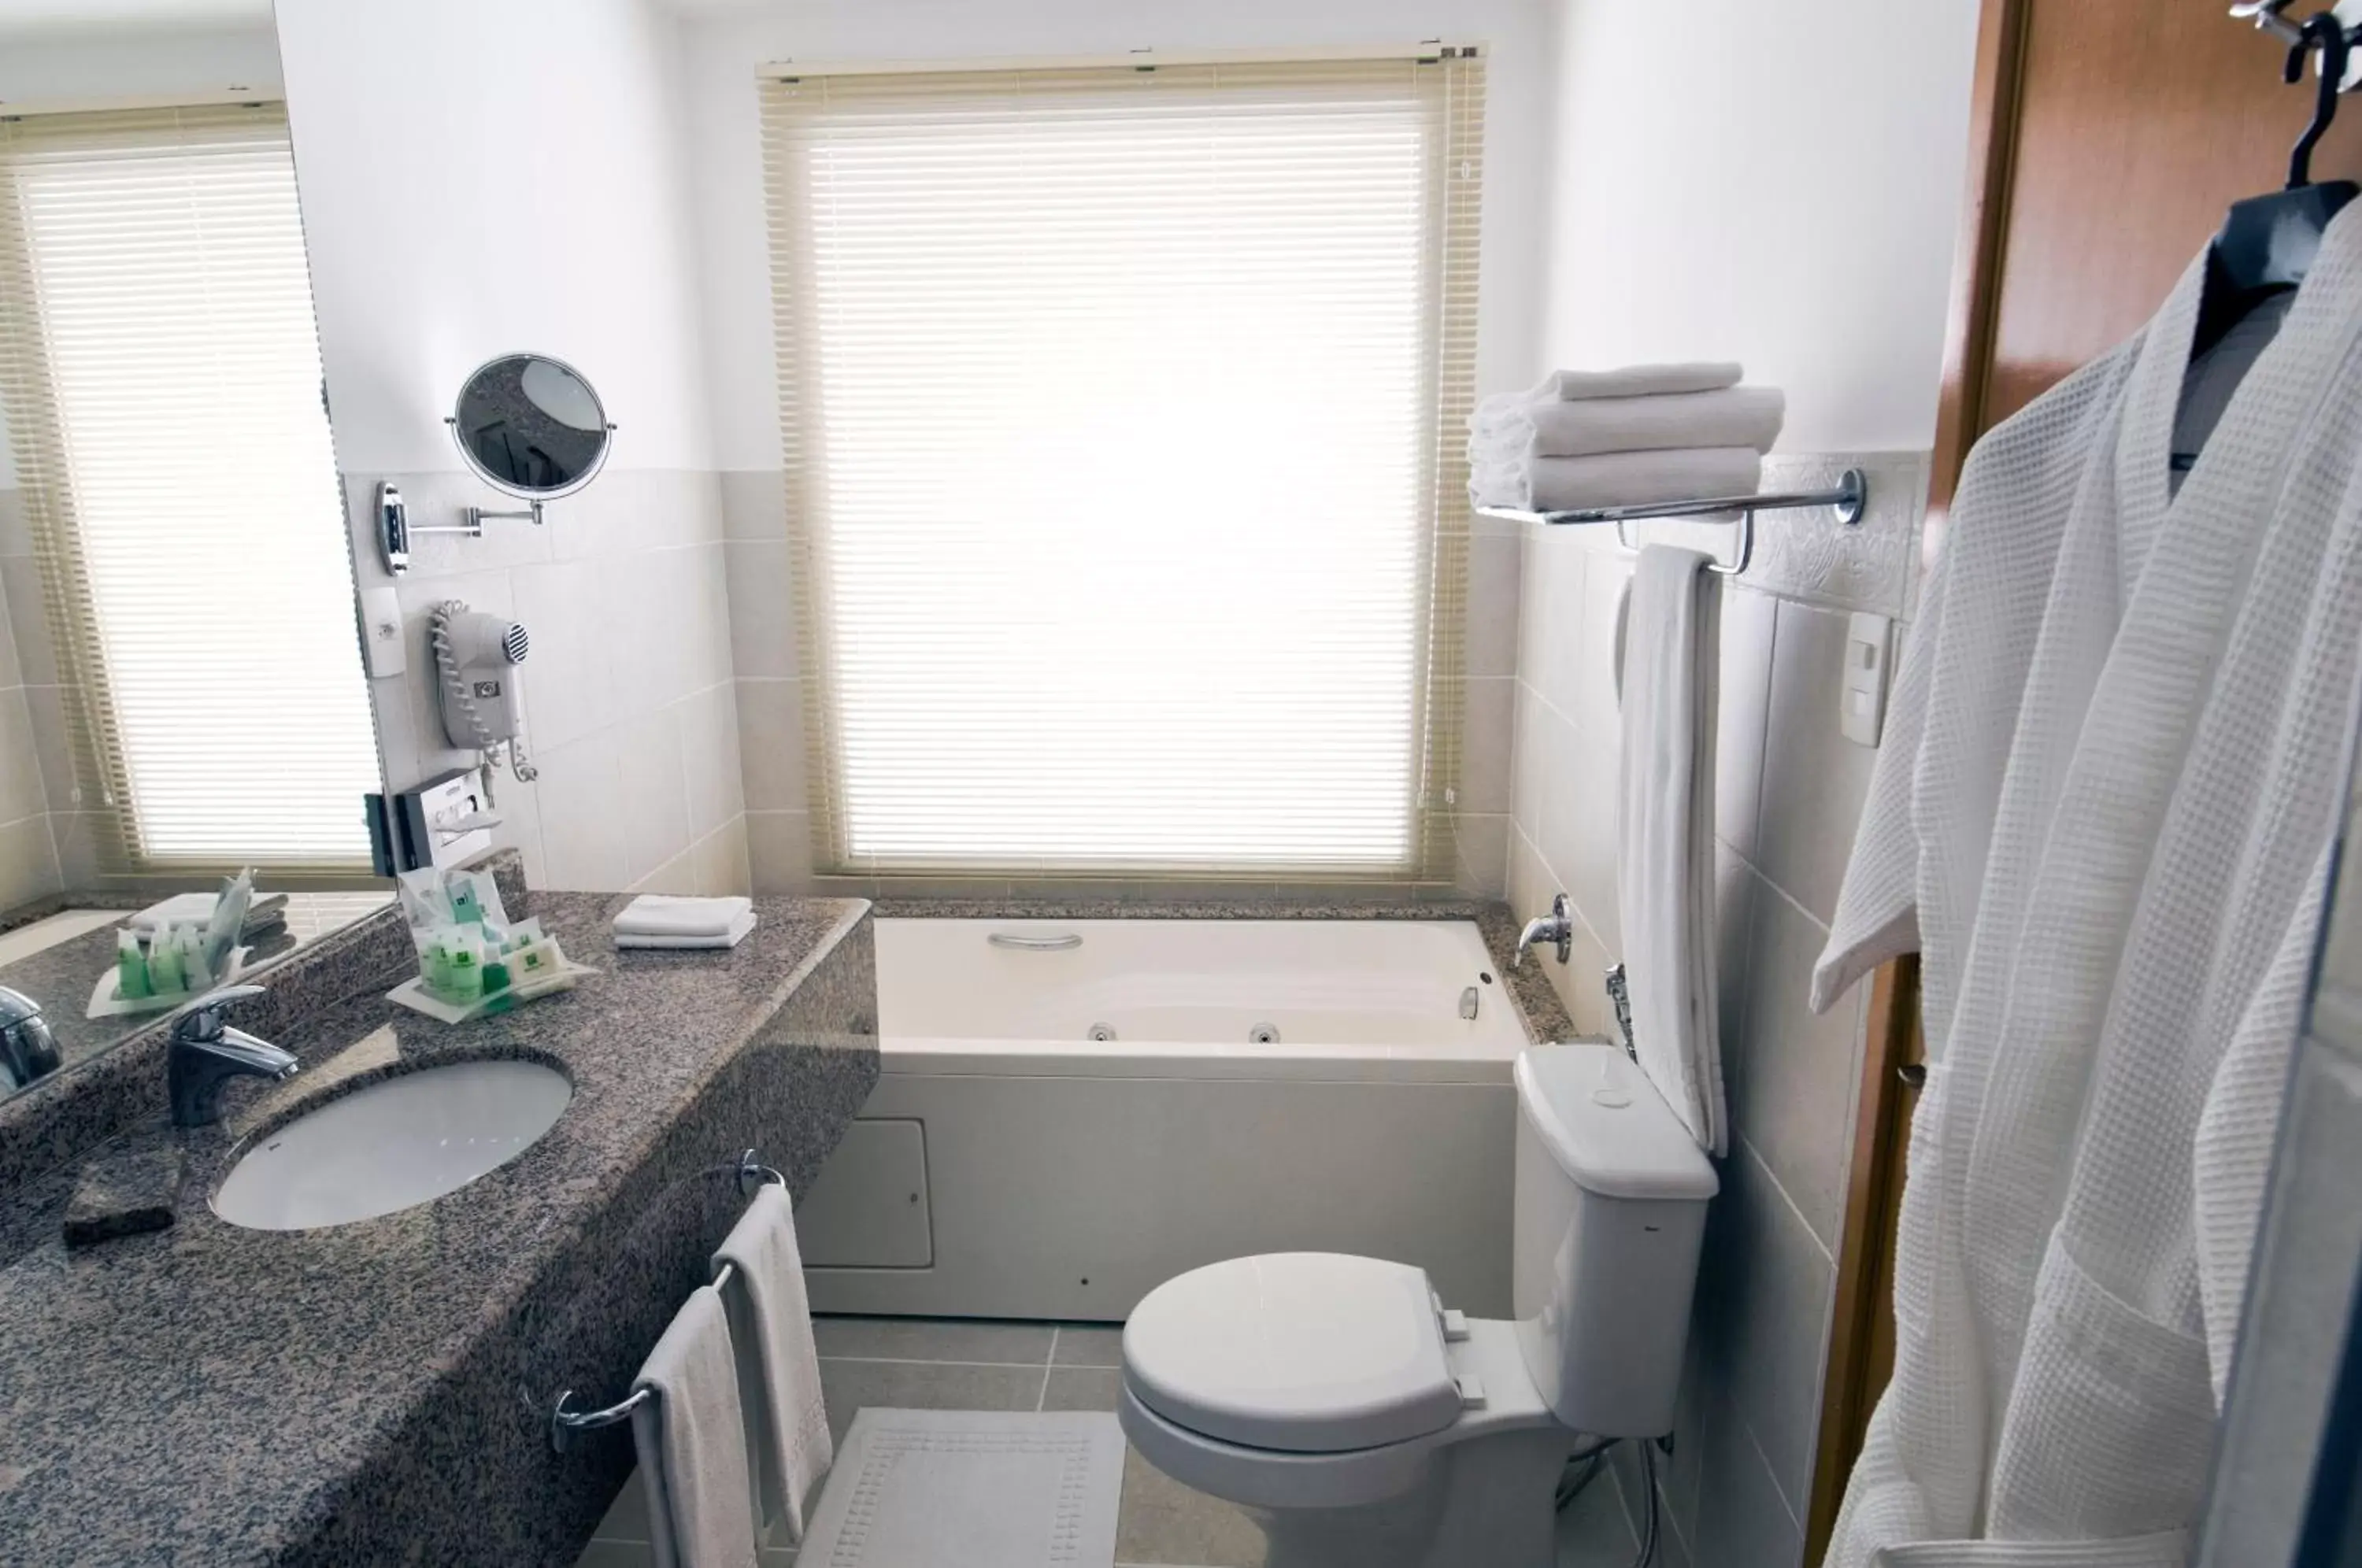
[615,895,755,939]
[631,1285,761,1568]
[1471,446,1762,513]
[1616,546,1723,1156]
[1469,385,1786,463]
[713,1185,833,1545]
[1809,200,2362,1565]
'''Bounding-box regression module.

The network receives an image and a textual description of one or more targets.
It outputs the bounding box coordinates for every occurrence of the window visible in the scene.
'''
[0,104,379,874]
[761,52,1483,881]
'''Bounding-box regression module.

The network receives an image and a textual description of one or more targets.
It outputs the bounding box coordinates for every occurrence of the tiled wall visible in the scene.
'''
[720,469,1522,900]
[1507,452,1929,1568]
[346,468,749,897]
[0,491,62,905]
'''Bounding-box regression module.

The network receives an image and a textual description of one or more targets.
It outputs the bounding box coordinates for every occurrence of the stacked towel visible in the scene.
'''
[1468,364,1784,512]
[615,895,757,951]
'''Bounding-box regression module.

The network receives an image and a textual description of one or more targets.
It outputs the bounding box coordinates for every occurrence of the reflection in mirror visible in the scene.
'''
[0,10,389,1103]
[449,353,613,497]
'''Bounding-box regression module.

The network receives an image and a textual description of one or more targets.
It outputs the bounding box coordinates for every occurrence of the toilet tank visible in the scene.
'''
[1511,1045,1718,1437]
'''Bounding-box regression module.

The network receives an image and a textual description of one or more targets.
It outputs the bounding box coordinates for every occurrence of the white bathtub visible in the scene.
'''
[796,917,1535,1322]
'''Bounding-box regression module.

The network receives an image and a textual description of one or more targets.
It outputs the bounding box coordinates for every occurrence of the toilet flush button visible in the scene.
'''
[1455,1375,1486,1409]
[1591,1088,1634,1109]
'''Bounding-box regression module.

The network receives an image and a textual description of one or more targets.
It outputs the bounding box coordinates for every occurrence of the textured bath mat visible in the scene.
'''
[797,1408,1124,1567]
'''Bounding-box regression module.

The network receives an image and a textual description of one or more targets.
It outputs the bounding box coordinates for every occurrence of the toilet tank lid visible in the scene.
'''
[1516,1046,1720,1201]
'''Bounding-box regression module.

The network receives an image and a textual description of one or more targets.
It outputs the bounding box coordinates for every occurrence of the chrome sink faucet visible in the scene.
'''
[0,985,61,1091]
[1514,893,1575,968]
[168,985,297,1128]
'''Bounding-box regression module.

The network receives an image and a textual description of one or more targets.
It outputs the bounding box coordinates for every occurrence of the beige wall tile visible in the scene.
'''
[1450,812,1509,899]
[1734,884,1865,1253]
[0,687,48,826]
[735,677,808,813]
[532,729,627,891]
[1716,586,1777,859]
[613,704,691,884]
[724,539,799,679]
[746,808,814,893]
[690,815,751,897]
[1466,531,1522,679]
[0,812,60,908]
[1458,675,1516,815]
[676,682,746,840]
[1753,598,1878,924]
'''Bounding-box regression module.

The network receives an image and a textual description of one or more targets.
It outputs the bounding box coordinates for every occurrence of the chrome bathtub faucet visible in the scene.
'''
[1514,893,1575,968]
[168,985,298,1128]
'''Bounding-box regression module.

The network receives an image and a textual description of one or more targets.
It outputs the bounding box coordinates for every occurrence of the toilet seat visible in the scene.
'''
[1123,1252,1462,1453]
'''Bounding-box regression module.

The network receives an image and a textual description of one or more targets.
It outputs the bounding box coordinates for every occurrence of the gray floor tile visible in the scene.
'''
[1054,1323,1127,1366]
[816,1356,1049,1446]
[1117,1444,1268,1567]
[1042,1366,1124,1412]
[813,1315,1055,1365]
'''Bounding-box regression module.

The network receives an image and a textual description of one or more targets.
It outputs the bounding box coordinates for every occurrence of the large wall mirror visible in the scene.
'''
[0,4,391,1100]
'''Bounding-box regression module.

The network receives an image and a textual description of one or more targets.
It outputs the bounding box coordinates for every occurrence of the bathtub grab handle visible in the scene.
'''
[987,932,1083,952]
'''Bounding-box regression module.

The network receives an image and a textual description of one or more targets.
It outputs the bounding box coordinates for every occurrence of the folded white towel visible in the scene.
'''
[1616,546,1724,1156]
[1472,447,1763,512]
[714,1185,833,1544]
[616,911,758,951]
[1469,386,1786,462]
[631,1285,761,1568]
[615,895,754,938]
[1524,362,1743,403]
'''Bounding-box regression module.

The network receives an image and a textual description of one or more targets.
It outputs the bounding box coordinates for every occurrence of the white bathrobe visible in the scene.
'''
[1810,202,2362,1566]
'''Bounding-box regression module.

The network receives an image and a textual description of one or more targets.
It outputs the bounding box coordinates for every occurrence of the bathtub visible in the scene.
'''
[796,917,1536,1322]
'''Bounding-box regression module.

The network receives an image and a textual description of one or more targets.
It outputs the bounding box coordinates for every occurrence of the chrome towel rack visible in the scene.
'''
[549,1148,787,1454]
[1474,465,1868,578]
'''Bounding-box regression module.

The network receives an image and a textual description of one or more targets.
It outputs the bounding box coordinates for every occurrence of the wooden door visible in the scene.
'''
[1806,3,2362,1559]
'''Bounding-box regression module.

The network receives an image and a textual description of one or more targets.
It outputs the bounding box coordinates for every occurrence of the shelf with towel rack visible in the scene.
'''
[548,1148,787,1454]
[1473,465,1868,578]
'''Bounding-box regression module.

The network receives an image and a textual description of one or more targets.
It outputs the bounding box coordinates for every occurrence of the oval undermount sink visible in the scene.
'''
[213,1059,572,1230]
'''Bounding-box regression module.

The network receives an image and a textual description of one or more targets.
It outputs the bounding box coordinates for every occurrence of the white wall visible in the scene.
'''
[274,0,713,473]
[276,0,748,893]
[1541,0,1982,452]
[676,0,1559,472]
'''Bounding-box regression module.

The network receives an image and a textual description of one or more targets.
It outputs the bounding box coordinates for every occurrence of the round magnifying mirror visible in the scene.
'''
[447,353,613,498]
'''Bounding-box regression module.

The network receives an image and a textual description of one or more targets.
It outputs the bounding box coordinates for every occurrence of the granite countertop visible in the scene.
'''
[0,893,879,1567]
[867,893,1583,1045]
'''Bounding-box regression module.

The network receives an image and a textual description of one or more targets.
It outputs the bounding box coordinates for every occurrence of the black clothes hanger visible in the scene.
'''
[2199,9,2360,355]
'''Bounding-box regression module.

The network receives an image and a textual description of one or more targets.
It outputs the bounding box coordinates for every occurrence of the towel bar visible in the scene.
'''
[1474,466,1868,578]
[548,1148,785,1454]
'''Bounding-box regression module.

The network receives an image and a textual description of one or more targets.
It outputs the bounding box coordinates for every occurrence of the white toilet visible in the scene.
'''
[1117,1044,1719,1568]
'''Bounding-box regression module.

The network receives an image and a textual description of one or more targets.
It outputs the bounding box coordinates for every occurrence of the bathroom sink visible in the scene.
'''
[213,1059,572,1230]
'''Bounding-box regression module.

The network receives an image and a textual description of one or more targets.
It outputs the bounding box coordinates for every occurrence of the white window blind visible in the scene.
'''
[0,104,379,874]
[761,53,1483,881]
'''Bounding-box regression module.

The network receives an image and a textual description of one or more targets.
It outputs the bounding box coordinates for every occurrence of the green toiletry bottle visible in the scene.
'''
[148,930,185,994]
[444,940,484,1003]
[117,931,152,1000]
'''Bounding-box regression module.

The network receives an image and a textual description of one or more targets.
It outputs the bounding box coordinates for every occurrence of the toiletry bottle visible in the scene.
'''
[148,927,185,994]
[117,930,152,1000]
[443,937,485,1004]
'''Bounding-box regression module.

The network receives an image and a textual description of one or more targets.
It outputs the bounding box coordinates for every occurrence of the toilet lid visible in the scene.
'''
[1121,1252,1462,1453]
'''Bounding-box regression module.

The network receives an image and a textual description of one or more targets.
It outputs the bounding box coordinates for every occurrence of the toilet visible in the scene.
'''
[1117,1044,1719,1567]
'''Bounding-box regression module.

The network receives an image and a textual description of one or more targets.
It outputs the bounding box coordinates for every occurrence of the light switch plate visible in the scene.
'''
[358,586,405,679]
[1840,612,1892,748]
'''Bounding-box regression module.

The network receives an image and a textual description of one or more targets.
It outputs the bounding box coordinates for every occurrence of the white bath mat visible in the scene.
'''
[798,1408,1124,1567]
